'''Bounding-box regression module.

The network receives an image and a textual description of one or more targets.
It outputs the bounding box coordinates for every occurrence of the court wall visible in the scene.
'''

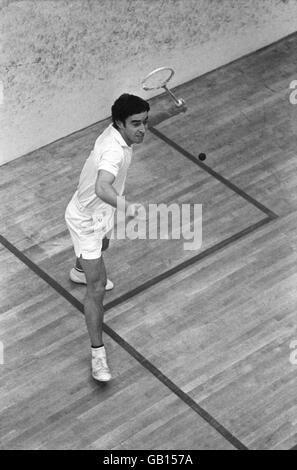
[1,0,297,164]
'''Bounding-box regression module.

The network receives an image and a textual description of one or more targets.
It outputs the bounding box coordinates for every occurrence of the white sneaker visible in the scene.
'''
[91,346,112,382]
[69,268,114,290]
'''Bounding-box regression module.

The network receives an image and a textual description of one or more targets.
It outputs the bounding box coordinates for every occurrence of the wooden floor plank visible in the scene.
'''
[0,250,235,450]
[105,212,297,450]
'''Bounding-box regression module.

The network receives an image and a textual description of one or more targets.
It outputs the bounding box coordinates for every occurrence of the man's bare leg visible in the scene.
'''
[72,254,114,290]
[79,255,111,381]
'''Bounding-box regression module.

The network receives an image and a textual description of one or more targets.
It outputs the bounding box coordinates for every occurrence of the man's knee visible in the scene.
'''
[87,278,106,297]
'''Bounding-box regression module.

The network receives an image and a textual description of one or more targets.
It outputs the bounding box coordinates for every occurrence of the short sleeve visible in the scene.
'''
[97,149,123,178]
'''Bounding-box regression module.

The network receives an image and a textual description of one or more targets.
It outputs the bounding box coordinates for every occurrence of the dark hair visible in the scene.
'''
[112,94,150,128]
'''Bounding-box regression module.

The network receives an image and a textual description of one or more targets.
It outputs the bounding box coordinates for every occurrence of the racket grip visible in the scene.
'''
[163,86,185,108]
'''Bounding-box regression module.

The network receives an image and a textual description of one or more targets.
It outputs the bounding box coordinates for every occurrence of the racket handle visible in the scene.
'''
[163,85,185,107]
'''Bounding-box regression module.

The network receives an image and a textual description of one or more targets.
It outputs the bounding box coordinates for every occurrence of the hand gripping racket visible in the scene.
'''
[141,67,185,108]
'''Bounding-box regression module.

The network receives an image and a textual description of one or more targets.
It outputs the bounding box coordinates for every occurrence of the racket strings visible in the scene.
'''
[142,67,174,90]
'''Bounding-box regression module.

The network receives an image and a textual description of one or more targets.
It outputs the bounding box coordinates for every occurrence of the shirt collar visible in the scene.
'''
[109,123,131,149]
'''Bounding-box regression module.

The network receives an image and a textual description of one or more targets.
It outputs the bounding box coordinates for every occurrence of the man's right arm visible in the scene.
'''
[95,170,143,217]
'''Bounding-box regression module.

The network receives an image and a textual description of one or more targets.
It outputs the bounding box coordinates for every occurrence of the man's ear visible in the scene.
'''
[115,119,125,130]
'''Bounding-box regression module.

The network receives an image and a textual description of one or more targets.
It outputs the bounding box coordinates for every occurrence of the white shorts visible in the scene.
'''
[65,196,114,260]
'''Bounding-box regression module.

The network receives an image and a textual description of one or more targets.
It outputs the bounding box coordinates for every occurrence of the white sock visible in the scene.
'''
[91,345,105,356]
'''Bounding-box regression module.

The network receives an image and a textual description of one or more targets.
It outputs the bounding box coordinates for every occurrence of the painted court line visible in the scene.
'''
[1,216,275,450]
[0,234,247,449]
[149,126,278,221]
[0,124,279,450]
[104,217,272,311]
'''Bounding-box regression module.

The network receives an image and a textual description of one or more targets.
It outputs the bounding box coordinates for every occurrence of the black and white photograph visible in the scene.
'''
[1,0,297,454]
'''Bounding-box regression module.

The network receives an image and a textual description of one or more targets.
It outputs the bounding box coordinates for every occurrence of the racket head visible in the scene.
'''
[141,67,175,91]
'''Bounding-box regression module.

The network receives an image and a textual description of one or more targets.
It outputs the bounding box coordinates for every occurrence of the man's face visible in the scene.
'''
[116,111,149,146]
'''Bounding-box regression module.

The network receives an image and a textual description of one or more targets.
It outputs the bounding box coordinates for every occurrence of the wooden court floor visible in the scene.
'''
[1,33,297,450]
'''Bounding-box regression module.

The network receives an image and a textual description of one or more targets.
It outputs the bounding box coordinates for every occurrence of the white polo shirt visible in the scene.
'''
[72,123,133,214]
